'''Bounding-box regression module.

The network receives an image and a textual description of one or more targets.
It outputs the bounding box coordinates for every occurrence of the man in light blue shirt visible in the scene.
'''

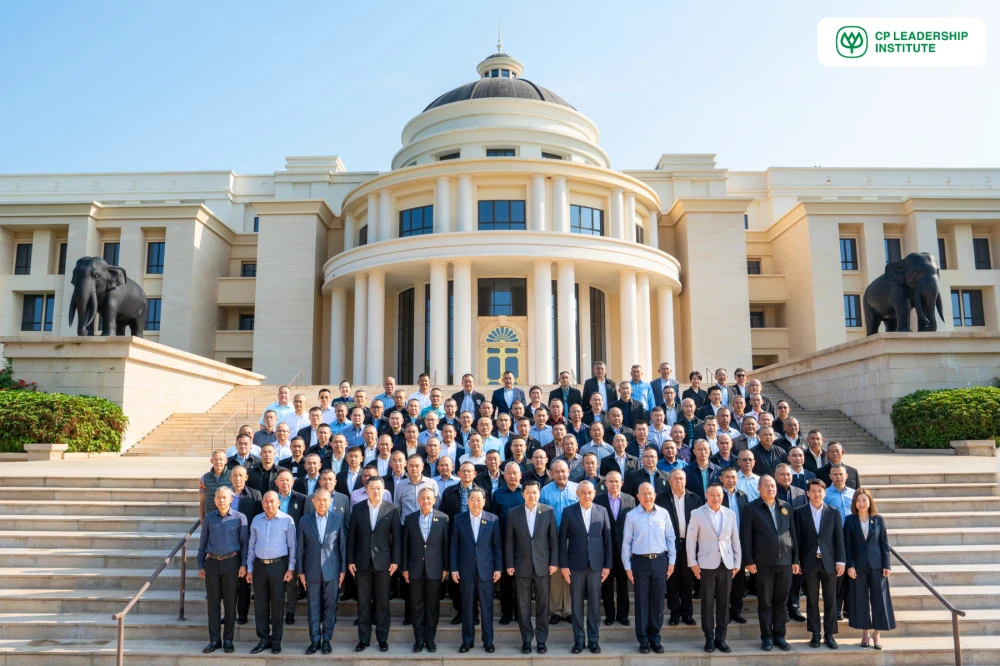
[713,368,731,408]
[328,404,350,437]
[371,377,396,414]
[478,417,505,459]
[823,465,855,525]
[342,408,367,449]
[735,450,761,502]
[538,460,579,528]
[247,491,296,652]
[260,386,296,429]
[529,408,554,447]
[628,365,656,413]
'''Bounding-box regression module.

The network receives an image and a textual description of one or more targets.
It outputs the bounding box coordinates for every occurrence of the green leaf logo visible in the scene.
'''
[836,26,868,58]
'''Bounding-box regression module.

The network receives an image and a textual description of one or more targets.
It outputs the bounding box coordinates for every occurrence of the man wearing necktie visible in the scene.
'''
[450,487,502,653]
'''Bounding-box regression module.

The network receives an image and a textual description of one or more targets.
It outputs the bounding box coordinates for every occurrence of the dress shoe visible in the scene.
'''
[378,642,389,652]
[459,642,472,653]
[563,615,572,623]
[589,643,601,654]
[413,642,424,653]
[499,613,512,625]
[549,614,561,624]
[403,616,412,626]
[789,608,806,622]
[604,617,614,626]
[650,642,665,654]
[668,615,680,626]
[202,642,221,654]
[704,639,716,653]
[354,641,369,652]
[618,617,631,626]
[484,644,495,653]
[285,612,295,625]
[761,638,774,651]
[306,641,320,655]
[825,636,839,649]
[451,614,463,625]
[571,643,584,654]
[730,612,747,624]
[837,611,845,621]
[250,643,270,654]
[322,640,332,654]
[715,640,731,653]
[271,644,282,654]
[427,642,437,652]
[223,641,234,654]
[236,616,248,625]
[537,643,547,654]
[639,645,650,654]
[775,636,791,651]
[810,633,822,648]
[683,615,697,626]
[521,643,532,654]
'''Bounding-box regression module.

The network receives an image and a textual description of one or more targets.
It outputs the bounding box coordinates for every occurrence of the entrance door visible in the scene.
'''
[484,326,521,385]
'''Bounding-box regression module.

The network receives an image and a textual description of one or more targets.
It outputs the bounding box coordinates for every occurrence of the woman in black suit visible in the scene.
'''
[844,488,896,648]
[681,371,708,408]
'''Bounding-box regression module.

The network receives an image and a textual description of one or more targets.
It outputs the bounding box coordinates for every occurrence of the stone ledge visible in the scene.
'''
[951,440,998,457]
[23,444,69,462]
[894,448,956,455]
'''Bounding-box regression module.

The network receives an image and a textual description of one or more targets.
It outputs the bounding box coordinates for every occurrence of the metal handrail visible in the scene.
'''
[888,543,966,666]
[287,369,304,389]
[112,517,201,666]
[209,394,257,452]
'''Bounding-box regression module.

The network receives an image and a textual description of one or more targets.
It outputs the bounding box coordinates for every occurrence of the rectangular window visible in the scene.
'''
[589,287,606,368]
[14,244,31,275]
[253,216,259,233]
[103,242,120,266]
[974,238,992,270]
[145,298,162,331]
[938,237,948,270]
[569,204,604,236]
[500,69,510,78]
[952,289,985,327]
[636,224,644,244]
[58,243,68,275]
[541,152,562,160]
[399,205,434,237]
[358,225,368,246]
[486,148,515,157]
[749,311,765,329]
[439,152,460,161]
[146,242,165,274]
[844,294,862,327]
[241,262,257,278]
[238,313,255,331]
[840,238,858,270]
[397,288,415,384]
[744,214,749,230]
[747,260,762,275]
[478,200,526,230]
[884,238,902,263]
[21,294,54,332]
[477,278,527,316]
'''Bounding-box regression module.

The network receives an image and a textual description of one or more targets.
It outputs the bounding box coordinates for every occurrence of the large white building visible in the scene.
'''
[2,48,999,386]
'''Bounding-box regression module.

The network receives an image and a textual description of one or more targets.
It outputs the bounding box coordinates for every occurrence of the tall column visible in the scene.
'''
[657,286,675,369]
[457,175,473,232]
[452,261,473,380]
[530,174,546,232]
[343,212,355,251]
[636,273,652,372]
[429,262,449,385]
[434,177,451,234]
[352,274,368,383]
[329,287,348,383]
[533,260,554,383]
[625,193,637,243]
[556,261,577,381]
[378,189,392,242]
[366,193,378,242]
[578,280,592,380]
[553,176,569,233]
[649,210,660,250]
[610,188,625,240]
[618,270,639,372]
[366,271,386,384]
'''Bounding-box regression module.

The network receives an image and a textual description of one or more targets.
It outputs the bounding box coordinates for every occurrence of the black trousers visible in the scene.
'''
[631,554,667,646]
[499,570,516,618]
[409,575,442,644]
[803,557,838,637]
[514,574,549,645]
[730,565,746,615]
[836,574,847,614]
[788,570,803,613]
[252,557,288,645]
[569,568,602,646]
[205,556,239,643]
[355,566,391,644]
[756,565,792,639]
[847,567,896,631]
[602,562,630,622]
[285,576,301,616]
[667,538,694,618]
[236,573,252,620]
[700,563,732,642]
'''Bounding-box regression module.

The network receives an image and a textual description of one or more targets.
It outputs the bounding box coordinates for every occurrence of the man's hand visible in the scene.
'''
[245,572,253,585]
[388,564,398,576]
[548,565,558,575]
[792,564,802,575]
[666,564,675,579]
[493,570,501,583]
[746,564,757,574]
[238,566,246,579]
[451,572,460,583]
[299,574,306,589]
[626,570,634,584]
[732,568,740,578]
[339,573,345,586]
[883,568,891,578]
[283,570,294,583]
[836,564,845,577]
[198,568,206,579]
[402,571,410,583]
[601,568,610,583]
[847,567,857,579]
[348,564,356,576]
[506,568,515,577]
[441,571,448,582]
[690,564,701,580]
[561,567,571,584]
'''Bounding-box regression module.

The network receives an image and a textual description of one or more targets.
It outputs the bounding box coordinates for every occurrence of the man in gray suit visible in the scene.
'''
[686,483,741,654]
[504,479,559,654]
[296,490,346,655]
[304,470,350,522]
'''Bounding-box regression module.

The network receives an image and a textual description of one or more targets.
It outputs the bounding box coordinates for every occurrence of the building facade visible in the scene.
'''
[2,50,999,385]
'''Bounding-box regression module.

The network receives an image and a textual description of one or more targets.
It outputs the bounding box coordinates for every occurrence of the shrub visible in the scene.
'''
[891,387,1000,449]
[0,390,127,453]
[0,359,36,392]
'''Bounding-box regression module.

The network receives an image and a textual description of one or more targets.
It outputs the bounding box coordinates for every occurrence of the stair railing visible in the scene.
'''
[209,394,256,453]
[286,369,304,389]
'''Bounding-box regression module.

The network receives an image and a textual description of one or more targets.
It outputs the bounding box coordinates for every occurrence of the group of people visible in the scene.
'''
[197,362,896,655]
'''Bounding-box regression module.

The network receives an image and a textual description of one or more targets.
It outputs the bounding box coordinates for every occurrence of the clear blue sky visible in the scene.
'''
[1,1,997,175]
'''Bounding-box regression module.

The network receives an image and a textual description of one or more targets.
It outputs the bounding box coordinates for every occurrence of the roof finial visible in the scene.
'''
[497,16,502,53]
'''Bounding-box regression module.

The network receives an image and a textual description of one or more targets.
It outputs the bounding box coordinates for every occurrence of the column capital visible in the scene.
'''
[618,268,637,277]
[452,259,472,268]
[378,188,391,196]
[613,187,624,194]
[556,259,575,268]
[436,175,452,184]
[368,269,386,278]
[554,174,567,182]
[533,258,553,268]
[429,259,449,269]
[457,174,473,182]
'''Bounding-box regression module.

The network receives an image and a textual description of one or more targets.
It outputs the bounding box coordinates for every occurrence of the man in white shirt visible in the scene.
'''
[699,417,720,455]
[318,388,336,425]
[260,385,295,429]
[286,394,311,435]
[459,434,487,467]
[374,435,394,477]
[412,373,433,412]
[360,426,379,465]
[325,434,347,474]
[273,423,294,461]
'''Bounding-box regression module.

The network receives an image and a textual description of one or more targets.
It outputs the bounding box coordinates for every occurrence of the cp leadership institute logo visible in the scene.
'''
[836,25,868,57]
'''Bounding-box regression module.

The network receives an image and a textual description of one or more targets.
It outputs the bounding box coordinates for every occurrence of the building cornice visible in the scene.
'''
[251,200,338,229]
[663,197,754,226]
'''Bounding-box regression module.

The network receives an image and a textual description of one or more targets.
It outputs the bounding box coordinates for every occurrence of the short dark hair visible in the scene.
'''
[707,385,722,395]
[706,482,724,492]
[807,478,827,491]
[364,475,384,488]
[522,479,541,491]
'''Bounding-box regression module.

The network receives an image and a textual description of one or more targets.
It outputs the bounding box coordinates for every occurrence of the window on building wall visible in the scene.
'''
[486,148,516,157]
[358,225,368,246]
[253,216,259,233]
[21,294,54,332]
[744,214,749,230]
[145,298,162,331]
[551,281,580,383]
[844,294,862,328]
[238,313,255,331]
[938,238,948,269]
[478,278,527,316]
[14,244,32,275]
[146,242,165,274]
[749,311,765,329]
[884,238,902,263]
[397,288,415,384]
[952,289,985,326]
[103,242,120,266]
[439,152,460,161]
[399,205,434,237]
[569,205,604,236]
[541,152,563,160]
[973,238,992,270]
[58,243,67,275]
[747,260,762,275]
[491,69,499,77]
[636,224,644,244]
[589,287,607,367]
[839,238,858,270]
[479,200,526,230]
[500,69,510,78]
[241,262,257,278]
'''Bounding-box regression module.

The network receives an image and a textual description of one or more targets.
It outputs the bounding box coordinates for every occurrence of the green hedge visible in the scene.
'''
[0,391,127,453]
[891,386,1000,449]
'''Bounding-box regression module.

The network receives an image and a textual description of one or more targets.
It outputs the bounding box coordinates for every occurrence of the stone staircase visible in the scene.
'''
[0,465,996,663]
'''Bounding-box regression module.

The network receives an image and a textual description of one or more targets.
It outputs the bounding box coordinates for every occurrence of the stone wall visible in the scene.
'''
[751,332,1000,446]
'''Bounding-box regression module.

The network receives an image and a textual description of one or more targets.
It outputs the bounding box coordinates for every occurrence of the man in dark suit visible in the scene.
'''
[719,467,749,623]
[440,462,492,623]
[227,435,258,471]
[599,433,640,479]
[296,490,346,655]
[794,479,846,649]
[401,487,449,653]
[683,440,721,501]
[656,468,704,626]
[816,442,861,490]
[786,447,816,490]
[594,470,635,625]
[626,447,669,497]
[774,464,808,623]
[304,470,349,522]
[696,386,726,420]
[227,465,260,626]
[751,427,788,478]
[548,370,583,413]
[609,382,649,430]
[650,362,680,408]
[451,487,503,653]
[273,470,307,624]
[802,430,828,474]
[559,481,612,654]
[581,361,616,411]
[602,408,635,447]
[452,374,486,421]
[291,453,323,497]
[346,477,401,653]
[505,479,558,654]
[491,371,527,415]
[248,443,280,496]
[741,475,798,652]
[335,448,365,497]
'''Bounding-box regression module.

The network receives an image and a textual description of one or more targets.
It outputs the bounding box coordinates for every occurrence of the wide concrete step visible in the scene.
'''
[0,487,200,502]
[0,531,195,549]
[0,500,199,517]
[881,511,1000,529]
[0,548,197,569]
[877,497,1000,513]
[891,544,1000,566]
[890,527,1000,546]
[0,477,200,490]
[865,482,999,499]
[0,516,198,533]
[861,472,998,486]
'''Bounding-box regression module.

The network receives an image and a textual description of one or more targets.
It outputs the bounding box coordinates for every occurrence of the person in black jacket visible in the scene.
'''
[718,467,749,623]
[451,374,486,419]
[655,470,704,626]
[682,371,708,408]
[581,361,616,412]
[594,471,635,626]
[401,487,449,653]
[248,443,280,496]
[793,479,846,649]
[609,382,649,430]
[273,470,307,624]
[816,442,861,490]
[845,488,895,649]
[549,371,583,413]
[229,465,261,625]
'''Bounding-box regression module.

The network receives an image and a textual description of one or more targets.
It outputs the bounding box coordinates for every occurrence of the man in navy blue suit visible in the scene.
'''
[450,487,503,654]
[296,490,346,655]
[683,440,721,501]
[491,371,527,416]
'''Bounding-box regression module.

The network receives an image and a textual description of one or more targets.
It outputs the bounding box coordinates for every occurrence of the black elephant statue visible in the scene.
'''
[68,256,148,337]
[862,251,944,335]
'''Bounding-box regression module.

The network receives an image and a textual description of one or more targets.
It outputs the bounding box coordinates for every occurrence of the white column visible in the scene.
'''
[343,212,355,251]
[578,280,592,382]
[657,286,675,369]
[378,189,392,242]
[457,175,474,232]
[556,261,577,381]
[429,262,449,385]
[553,176,569,233]
[366,193,378,242]
[610,188,625,240]
[649,210,659,250]
[636,273,652,372]
[434,177,451,234]
[366,271,386,384]
[352,274,368,383]
[452,261,473,380]
[533,260,554,383]
[618,270,639,372]
[530,174,546,232]
[625,192,637,243]
[329,287,348,383]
